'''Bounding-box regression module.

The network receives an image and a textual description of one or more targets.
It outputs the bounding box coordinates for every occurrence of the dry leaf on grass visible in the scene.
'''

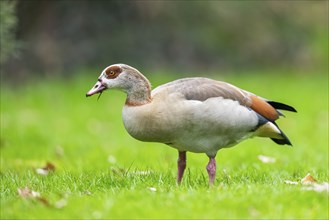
[18,187,40,198]
[258,155,276,163]
[284,173,328,194]
[285,173,318,186]
[284,180,299,185]
[17,187,49,206]
[36,162,56,175]
[302,182,329,194]
[300,173,328,193]
[18,187,71,208]
[132,170,152,175]
[301,173,317,185]
[148,187,157,192]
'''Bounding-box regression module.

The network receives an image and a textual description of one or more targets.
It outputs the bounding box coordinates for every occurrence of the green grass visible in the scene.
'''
[1,70,328,219]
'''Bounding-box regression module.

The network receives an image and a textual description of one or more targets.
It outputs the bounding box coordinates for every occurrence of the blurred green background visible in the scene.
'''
[1,0,328,79]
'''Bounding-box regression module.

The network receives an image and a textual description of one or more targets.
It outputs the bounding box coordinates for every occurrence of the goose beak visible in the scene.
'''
[86,80,107,97]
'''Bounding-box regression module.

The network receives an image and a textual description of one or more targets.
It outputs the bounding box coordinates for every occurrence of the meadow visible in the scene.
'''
[1,69,328,219]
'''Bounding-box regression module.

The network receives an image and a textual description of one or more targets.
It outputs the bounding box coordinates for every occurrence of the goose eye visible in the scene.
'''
[105,66,122,78]
[105,71,115,79]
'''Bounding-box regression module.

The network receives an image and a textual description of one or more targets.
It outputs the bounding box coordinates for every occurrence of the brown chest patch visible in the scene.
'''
[125,98,152,107]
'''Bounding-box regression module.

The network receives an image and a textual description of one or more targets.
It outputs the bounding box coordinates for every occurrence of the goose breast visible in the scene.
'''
[122,81,258,155]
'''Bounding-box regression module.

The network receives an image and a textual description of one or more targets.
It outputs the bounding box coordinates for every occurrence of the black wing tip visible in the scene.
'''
[270,122,293,146]
[271,138,293,146]
[267,101,297,113]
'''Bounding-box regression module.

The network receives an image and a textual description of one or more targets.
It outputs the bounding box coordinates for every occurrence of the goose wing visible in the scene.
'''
[152,77,286,121]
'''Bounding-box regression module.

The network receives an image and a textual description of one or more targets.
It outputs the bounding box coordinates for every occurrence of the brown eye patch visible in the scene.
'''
[105,66,122,79]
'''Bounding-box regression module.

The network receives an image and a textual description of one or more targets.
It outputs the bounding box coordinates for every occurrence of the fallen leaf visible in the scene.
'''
[132,170,151,175]
[37,197,50,206]
[36,162,56,175]
[17,187,49,206]
[258,155,276,164]
[301,173,317,185]
[302,182,329,194]
[148,187,157,192]
[35,168,49,175]
[284,180,299,185]
[18,187,36,198]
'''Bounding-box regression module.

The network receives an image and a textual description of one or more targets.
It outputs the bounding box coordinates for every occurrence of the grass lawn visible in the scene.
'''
[1,69,328,219]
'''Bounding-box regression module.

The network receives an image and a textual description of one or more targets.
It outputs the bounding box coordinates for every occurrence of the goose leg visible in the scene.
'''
[206,156,216,185]
[177,151,186,184]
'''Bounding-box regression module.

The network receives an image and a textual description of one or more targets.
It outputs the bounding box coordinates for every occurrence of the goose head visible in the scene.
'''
[86,64,151,105]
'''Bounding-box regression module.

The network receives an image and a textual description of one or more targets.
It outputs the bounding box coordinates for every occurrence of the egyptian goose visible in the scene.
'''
[86,64,297,185]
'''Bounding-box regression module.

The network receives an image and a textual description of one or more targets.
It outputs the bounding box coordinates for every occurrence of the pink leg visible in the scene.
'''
[177,151,186,184]
[206,156,216,185]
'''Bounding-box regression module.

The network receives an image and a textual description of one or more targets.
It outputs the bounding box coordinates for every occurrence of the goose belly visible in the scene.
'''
[122,96,258,154]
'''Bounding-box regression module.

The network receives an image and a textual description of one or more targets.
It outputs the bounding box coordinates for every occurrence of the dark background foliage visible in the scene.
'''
[1,0,328,80]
